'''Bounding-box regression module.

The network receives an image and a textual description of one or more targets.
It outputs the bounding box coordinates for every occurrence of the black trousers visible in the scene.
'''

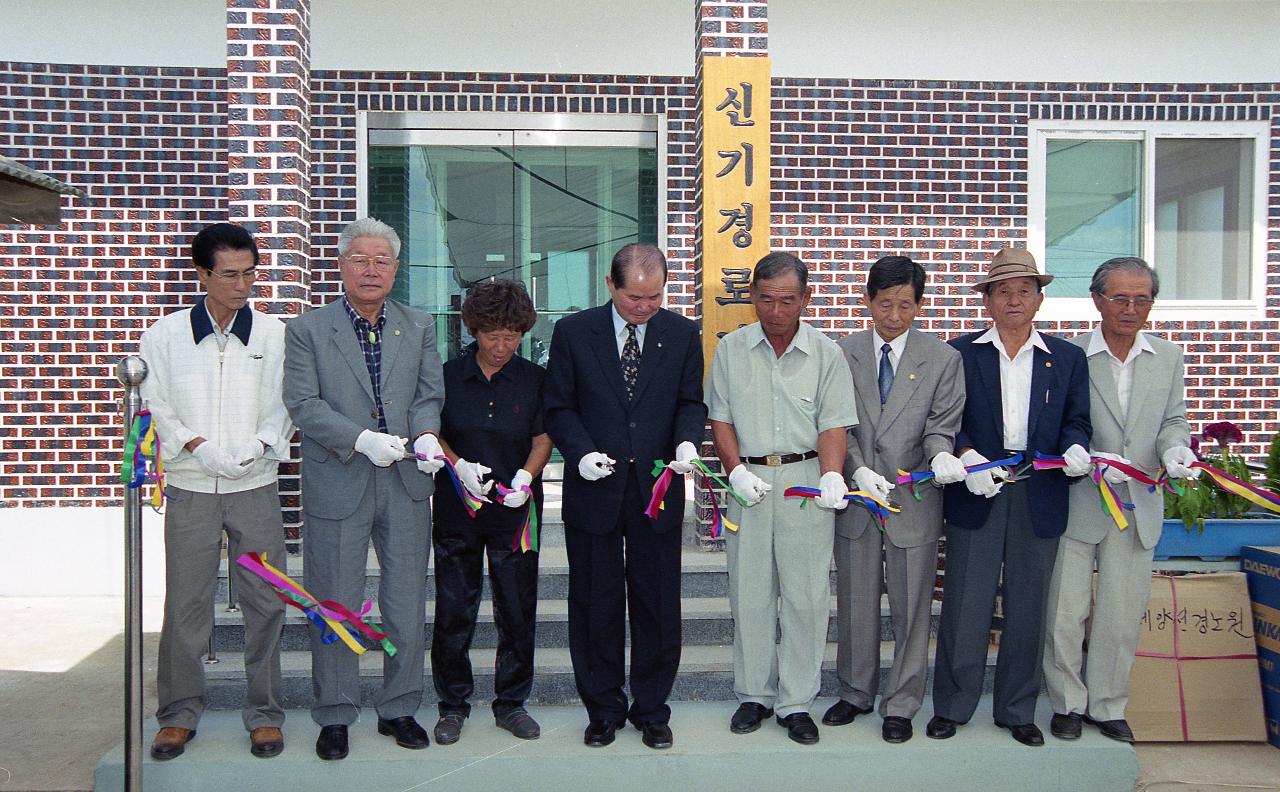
[431,522,539,717]
[564,474,682,727]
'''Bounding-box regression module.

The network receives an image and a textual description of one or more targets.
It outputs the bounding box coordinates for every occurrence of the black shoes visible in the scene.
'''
[882,716,913,743]
[729,702,774,734]
[777,713,820,745]
[1050,712,1083,740]
[378,716,430,749]
[821,699,873,726]
[1084,715,1135,743]
[434,712,465,745]
[583,720,621,747]
[639,722,674,750]
[995,720,1045,747]
[496,708,541,740]
[315,724,349,760]
[925,715,958,739]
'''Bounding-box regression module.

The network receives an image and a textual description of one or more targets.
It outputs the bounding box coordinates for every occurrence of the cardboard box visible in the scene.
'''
[1241,546,1280,749]
[1126,572,1267,742]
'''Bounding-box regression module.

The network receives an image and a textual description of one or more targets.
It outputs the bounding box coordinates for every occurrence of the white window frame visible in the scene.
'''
[1027,120,1270,321]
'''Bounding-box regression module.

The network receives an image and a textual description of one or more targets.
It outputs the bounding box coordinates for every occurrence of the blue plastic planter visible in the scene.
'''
[1154,517,1280,560]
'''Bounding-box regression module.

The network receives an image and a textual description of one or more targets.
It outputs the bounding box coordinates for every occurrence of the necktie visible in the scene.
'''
[621,323,641,400]
[878,342,894,405]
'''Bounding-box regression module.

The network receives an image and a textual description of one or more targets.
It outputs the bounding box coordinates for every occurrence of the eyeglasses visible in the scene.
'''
[344,255,398,271]
[1101,295,1155,309]
[204,267,260,283]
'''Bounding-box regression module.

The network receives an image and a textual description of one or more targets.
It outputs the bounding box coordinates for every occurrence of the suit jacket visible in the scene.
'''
[943,329,1092,538]
[283,298,445,520]
[1066,331,1189,549]
[836,327,965,547]
[543,303,706,535]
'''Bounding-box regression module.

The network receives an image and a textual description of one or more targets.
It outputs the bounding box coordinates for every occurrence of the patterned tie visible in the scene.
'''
[878,342,894,405]
[621,323,641,400]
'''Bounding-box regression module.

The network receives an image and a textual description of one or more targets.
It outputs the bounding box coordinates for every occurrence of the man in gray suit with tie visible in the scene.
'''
[825,255,967,743]
[283,217,446,760]
[1043,257,1199,743]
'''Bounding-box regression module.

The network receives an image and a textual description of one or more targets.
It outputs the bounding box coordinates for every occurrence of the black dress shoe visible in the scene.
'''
[315,725,348,761]
[925,715,958,739]
[639,722,673,750]
[378,716,430,749]
[1084,715,1135,743]
[777,713,820,745]
[583,720,620,747]
[1050,712,1083,740]
[995,720,1045,747]
[882,716,913,743]
[821,699,873,726]
[729,702,774,734]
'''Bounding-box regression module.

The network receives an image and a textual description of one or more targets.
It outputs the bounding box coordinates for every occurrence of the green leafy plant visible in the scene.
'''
[1267,432,1280,493]
[1163,422,1254,533]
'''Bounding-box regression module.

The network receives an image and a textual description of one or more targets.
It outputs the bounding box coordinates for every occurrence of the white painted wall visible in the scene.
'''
[10,1,1273,81]
[771,0,1280,82]
[0,508,167,596]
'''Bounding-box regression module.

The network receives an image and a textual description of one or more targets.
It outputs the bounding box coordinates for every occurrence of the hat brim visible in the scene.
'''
[972,271,1054,292]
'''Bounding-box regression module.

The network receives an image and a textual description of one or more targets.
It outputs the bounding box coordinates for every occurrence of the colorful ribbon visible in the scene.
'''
[895,452,1025,501]
[1033,452,1137,530]
[119,409,165,512]
[1190,461,1280,514]
[645,459,742,539]
[235,552,397,656]
[417,453,489,517]
[494,482,540,553]
[781,486,901,530]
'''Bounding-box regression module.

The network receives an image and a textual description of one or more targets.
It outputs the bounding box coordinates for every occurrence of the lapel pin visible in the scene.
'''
[394,329,401,336]
[657,341,663,348]
[1045,361,1052,368]
[908,373,916,381]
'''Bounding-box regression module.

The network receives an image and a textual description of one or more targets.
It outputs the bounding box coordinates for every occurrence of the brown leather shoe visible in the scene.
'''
[150,727,195,761]
[250,726,285,758]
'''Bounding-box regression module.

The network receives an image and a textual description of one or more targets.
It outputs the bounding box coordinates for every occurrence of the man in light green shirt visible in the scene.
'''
[707,251,858,745]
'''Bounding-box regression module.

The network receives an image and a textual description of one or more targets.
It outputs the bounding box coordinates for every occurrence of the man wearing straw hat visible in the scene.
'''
[927,247,1092,747]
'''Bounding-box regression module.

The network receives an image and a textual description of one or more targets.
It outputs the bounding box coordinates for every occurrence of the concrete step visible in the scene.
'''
[94,700,1138,792]
[200,639,994,711]
[211,594,944,651]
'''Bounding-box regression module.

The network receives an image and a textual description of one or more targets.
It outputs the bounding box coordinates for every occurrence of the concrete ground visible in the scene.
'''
[3,597,1278,792]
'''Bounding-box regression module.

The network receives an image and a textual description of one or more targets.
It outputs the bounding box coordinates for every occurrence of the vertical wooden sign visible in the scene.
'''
[700,56,771,371]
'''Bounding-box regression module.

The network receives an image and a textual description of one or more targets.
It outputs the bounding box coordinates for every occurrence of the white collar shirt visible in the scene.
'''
[871,327,910,375]
[1086,328,1154,423]
[974,326,1050,451]
[611,303,648,357]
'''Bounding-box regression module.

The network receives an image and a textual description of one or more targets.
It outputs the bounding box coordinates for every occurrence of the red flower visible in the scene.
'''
[1202,421,1244,447]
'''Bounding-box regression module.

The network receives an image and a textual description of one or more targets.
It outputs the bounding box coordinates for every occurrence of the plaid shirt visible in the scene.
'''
[342,296,388,432]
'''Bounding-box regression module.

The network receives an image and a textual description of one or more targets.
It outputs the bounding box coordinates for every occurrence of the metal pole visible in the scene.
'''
[117,356,147,792]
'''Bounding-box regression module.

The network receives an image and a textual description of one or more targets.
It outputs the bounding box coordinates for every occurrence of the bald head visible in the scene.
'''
[609,243,668,289]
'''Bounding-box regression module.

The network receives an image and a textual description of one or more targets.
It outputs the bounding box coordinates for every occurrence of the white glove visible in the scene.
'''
[1062,444,1093,477]
[578,451,616,481]
[960,448,1002,498]
[930,451,968,486]
[728,464,772,507]
[669,441,700,475]
[502,469,533,508]
[1162,445,1201,480]
[853,465,894,503]
[192,441,241,478]
[356,430,407,468]
[455,458,494,498]
[817,470,850,510]
[413,434,444,474]
[1093,451,1132,485]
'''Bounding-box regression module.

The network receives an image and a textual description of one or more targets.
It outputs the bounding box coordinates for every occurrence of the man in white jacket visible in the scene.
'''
[139,223,294,760]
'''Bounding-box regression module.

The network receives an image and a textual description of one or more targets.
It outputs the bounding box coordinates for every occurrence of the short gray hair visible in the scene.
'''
[1089,256,1159,299]
[338,217,401,258]
[752,251,808,288]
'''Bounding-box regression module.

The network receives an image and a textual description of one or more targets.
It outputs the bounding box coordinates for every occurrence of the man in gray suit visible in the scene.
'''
[824,255,966,744]
[1043,257,1198,743]
[283,217,446,760]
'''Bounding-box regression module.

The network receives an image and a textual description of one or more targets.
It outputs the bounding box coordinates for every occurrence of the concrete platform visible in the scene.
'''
[93,699,1138,792]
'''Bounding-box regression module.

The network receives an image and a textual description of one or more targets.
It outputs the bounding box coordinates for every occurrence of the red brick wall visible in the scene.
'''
[2,60,1277,510]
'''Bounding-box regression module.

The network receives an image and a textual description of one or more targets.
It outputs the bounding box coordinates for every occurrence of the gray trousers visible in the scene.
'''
[726,459,833,718]
[1043,528,1155,721]
[156,483,285,731]
[304,465,430,726]
[932,487,1060,726]
[834,529,938,718]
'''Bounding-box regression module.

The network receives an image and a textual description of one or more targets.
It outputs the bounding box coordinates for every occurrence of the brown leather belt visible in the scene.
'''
[739,450,818,467]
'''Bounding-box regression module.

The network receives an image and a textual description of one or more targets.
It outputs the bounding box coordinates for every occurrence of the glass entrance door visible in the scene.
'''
[367,123,659,363]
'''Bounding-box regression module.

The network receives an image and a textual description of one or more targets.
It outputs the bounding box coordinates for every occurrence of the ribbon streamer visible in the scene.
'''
[645,459,741,539]
[782,486,901,530]
[493,482,540,553]
[119,409,165,512]
[235,552,397,656]
[417,452,489,517]
[895,452,1024,501]
[1033,452,1137,530]
[1190,461,1280,514]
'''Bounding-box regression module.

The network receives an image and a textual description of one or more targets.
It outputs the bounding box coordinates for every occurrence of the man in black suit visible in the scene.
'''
[544,243,707,750]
